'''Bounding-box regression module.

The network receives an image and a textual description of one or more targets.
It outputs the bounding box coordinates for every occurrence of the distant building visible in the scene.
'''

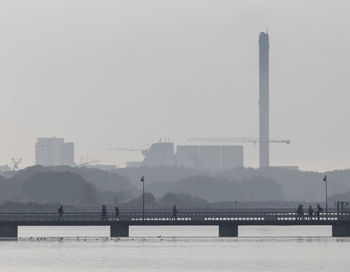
[35,137,75,166]
[176,145,243,171]
[129,141,244,171]
[142,142,177,167]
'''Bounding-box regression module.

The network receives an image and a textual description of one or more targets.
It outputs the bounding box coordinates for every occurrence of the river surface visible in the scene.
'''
[0,226,348,271]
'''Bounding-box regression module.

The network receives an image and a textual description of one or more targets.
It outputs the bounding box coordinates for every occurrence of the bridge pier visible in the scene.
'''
[110,223,129,237]
[0,224,18,238]
[219,224,238,237]
[332,223,350,237]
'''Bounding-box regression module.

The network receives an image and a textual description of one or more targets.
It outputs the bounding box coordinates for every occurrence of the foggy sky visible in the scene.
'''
[0,0,349,171]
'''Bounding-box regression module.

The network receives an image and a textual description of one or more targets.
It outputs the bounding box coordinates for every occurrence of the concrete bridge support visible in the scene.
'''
[110,223,129,237]
[0,224,18,238]
[332,223,350,237]
[219,224,238,237]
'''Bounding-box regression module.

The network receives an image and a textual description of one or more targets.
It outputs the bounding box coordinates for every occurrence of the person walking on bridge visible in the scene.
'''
[57,205,64,221]
[299,205,304,220]
[296,204,304,220]
[172,205,178,220]
[296,205,301,220]
[308,205,314,220]
[115,206,120,220]
[102,205,107,221]
[316,203,323,220]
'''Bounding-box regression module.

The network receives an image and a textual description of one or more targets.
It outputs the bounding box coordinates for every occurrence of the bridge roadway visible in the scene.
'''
[0,210,350,238]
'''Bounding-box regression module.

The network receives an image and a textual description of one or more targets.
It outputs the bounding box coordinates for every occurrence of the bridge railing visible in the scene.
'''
[0,211,349,223]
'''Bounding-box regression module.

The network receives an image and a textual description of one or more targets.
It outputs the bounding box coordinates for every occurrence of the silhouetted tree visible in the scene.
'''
[80,183,98,203]
[22,171,97,203]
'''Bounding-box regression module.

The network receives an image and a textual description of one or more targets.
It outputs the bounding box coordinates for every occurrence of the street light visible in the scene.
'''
[323,175,328,213]
[140,176,145,219]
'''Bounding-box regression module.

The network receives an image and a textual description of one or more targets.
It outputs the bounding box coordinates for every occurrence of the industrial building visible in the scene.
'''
[177,145,243,170]
[35,137,75,166]
[137,142,243,171]
[142,142,177,167]
[124,32,286,170]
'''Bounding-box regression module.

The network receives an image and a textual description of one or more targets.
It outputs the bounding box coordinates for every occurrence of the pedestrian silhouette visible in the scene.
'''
[296,204,304,220]
[57,205,64,221]
[308,205,314,220]
[102,205,107,220]
[316,203,323,220]
[115,206,120,220]
[173,205,178,220]
[296,205,301,220]
[299,205,304,220]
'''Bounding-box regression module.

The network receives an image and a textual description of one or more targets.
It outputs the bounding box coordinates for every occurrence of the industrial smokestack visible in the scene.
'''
[259,32,270,168]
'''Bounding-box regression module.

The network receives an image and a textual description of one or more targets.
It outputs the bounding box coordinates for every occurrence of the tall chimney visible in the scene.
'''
[259,32,270,168]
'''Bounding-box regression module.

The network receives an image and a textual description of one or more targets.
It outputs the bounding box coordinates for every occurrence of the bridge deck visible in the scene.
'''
[0,211,350,237]
[0,211,349,226]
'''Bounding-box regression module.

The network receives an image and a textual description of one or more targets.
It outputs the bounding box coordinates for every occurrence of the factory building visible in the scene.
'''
[176,145,243,171]
[142,142,176,167]
[35,137,75,166]
[134,142,243,171]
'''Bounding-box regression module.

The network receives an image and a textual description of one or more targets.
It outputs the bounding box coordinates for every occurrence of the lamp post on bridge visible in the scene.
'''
[140,176,145,220]
[323,175,328,213]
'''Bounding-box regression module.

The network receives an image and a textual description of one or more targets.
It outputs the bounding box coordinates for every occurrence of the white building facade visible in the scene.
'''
[35,137,75,166]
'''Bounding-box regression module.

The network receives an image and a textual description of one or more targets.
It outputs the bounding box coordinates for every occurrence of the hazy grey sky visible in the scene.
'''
[0,0,349,171]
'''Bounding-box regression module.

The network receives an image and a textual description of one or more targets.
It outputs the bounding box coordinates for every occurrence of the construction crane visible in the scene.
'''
[107,147,149,156]
[11,158,23,171]
[187,137,290,145]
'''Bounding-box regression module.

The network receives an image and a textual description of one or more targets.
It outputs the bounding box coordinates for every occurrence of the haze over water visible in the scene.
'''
[0,226,349,271]
[0,1,349,271]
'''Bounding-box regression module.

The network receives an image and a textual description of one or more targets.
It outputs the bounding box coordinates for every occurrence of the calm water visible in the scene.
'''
[0,226,349,271]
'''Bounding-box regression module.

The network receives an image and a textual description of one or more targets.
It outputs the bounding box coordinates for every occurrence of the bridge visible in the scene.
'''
[1,210,350,238]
